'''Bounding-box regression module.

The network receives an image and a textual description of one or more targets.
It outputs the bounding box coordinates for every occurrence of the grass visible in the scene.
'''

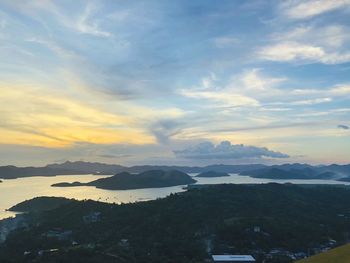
[297,244,350,263]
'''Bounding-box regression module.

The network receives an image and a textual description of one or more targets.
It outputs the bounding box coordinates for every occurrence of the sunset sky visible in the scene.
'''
[0,0,350,166]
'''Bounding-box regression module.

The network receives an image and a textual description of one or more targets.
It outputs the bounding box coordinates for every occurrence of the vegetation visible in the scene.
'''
[52,170,197,190]
[2,161,350,180]
[297,243,350,263]
[240,166,337,180]
[195,171,230,177]
[9,197,78,213]
[2,184,350,262]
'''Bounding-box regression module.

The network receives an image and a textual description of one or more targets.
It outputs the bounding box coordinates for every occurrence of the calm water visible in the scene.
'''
[1,173,349,220]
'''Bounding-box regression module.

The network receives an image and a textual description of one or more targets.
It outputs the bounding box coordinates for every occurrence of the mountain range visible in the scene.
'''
[1,161,350,181]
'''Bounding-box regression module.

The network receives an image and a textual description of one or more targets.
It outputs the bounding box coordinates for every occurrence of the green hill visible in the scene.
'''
[297,244,350,263]
[52,170,197,190]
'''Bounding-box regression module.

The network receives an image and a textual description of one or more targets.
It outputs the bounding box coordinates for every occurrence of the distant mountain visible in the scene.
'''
[0,161,130,179]
[52,170,197,190]
[1,161,350,180]
[195,171,230,178]
[337,177,350,182]
[0,165,85,179]
[0,162,265,179]
[240,164,343,180]
[46,161,125,174]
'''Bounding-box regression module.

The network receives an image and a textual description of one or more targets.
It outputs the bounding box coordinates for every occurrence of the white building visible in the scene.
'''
[212,255,255,262]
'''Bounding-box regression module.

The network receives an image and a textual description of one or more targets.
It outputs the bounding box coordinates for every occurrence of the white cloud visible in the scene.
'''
[239,68,286,91]
[201,73,217,89]
[272,25,349,49]
[76,3,112,37]
[178,69,287,107]
[258,41,350,64]
[289,97,332,105]
[329,85,350,95]
[258,24,350,64]
[258,42,325,62]
[281,0,350,20]
[174,140,289,159]
[179,89,259,107]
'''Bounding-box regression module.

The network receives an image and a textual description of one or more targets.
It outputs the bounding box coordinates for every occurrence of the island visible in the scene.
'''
[52,170,197,190]
[9,196,77,213]
[195,171,230,178]
[240,167,337,180]
[337,177,350,182]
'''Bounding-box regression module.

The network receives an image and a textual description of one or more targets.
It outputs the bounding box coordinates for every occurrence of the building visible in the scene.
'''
[212,255,256,262]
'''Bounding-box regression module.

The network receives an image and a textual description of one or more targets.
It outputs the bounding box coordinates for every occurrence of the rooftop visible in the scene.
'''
[212,255,255,262]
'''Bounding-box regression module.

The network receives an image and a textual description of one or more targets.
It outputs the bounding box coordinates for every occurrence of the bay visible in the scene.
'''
[1,173,349,220]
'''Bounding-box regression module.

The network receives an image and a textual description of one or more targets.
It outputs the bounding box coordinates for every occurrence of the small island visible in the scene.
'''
[240,167,336,180]
[337,177,350,182]
[9,196,77,213]
[195,171,230,178]
[51,181,84,187]
[52,170,197,190]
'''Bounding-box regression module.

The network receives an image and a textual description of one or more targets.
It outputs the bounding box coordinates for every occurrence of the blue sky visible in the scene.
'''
[0,0,349,166]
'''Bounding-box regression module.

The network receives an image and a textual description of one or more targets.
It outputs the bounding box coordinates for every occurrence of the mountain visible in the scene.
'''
[0,162,263,179]
[0,165,85,179]
[9,197,77,213]
[52,170,197,190]
[195,171,230,178]
[240,164,344,180]
[1,161,350,180]
[45,161,125,174]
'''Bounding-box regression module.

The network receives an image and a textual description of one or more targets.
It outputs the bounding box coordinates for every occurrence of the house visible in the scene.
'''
[212,255,256,262]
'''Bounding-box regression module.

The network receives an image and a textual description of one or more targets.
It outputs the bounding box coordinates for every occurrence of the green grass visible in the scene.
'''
[297,244,350,263]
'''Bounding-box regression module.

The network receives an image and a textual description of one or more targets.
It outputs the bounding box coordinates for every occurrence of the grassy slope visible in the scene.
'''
[297,244,350,263]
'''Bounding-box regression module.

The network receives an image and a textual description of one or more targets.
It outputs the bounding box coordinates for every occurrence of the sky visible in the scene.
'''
[0,0,350,167]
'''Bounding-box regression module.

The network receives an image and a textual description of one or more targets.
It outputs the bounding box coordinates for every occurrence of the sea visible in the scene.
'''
[1,173,349,220]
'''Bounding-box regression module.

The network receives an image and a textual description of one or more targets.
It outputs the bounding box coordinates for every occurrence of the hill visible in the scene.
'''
[2,161,350,180]
[195,171,230,177]
[52,170,197,190]
[240,166,337,180]
[2,184,350,262]
[9,197,77,213]
[297,243,350,263]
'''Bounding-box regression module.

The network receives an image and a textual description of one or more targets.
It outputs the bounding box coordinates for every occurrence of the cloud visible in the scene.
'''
[178,69,286,107]
[257,23,350,64]
[76,2,112,37]
[338,124,349,130]
[239,68,286,91]
[280,0,350,20]
[97,154,132,158]
[273,25,349,49]
[257,42,350,64]
[174,140,289,159]
[288,97,332,105]
[149,119,184,144]
[0,84,156,147]
[179,89,259,107]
